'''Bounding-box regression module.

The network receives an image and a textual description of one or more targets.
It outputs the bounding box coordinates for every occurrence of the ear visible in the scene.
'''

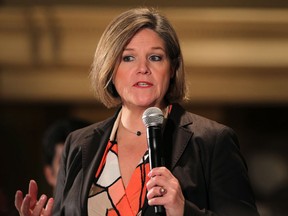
[43,165,57,188]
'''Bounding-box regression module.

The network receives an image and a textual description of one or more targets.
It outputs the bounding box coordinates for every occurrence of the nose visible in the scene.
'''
[137,59,150,74]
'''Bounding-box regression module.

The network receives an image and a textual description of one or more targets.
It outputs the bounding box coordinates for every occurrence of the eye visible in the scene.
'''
[149,55,162,61]
[122,55,134,62]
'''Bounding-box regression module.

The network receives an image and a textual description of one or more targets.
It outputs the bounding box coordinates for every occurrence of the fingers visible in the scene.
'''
[15,188,35,215]
[146,167,185,212]
[146,167,171,202]
[21,194,32,215]
[18,194,53,216]
[15,190,24,212]
[146,185,167,201]
[159,187,167,196]
[148,167,170,178]
[146,175,167,190]
[28,180,38,208]
[43,198,54,216]
[146,167,171,191]
[15,191,40,216]
[15,180,54,216]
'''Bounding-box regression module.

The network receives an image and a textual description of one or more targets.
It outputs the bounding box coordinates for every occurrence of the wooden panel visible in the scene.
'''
[0,6,288,104]
[1,68,94,102]
[186,67,288,104]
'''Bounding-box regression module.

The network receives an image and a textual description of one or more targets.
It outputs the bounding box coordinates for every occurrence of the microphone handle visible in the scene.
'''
[147,126,162,168]
[147,126,165,215]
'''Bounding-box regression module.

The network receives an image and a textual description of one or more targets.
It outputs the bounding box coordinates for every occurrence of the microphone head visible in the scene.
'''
[142,107,164,127]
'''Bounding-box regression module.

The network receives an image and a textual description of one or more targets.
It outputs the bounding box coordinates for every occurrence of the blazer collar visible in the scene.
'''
[80,103,194,182]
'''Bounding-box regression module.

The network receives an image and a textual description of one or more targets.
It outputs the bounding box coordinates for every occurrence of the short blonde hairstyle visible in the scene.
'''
[90,7,187,108]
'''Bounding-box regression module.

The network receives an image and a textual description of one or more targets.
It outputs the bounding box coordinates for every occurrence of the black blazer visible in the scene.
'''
[53,103,259,216]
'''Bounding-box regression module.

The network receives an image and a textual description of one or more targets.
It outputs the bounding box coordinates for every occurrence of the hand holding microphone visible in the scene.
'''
[143,107,185,216]
[142,107,165,215]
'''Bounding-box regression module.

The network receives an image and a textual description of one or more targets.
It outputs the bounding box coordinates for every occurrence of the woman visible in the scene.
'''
[15,7,259,216]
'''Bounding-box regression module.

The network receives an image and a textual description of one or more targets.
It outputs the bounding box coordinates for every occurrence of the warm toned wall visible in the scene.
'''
[1,6,288,104]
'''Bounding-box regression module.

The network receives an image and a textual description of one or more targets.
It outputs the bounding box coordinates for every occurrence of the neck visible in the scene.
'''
[120,107,146,136]
[120,120,144,136]
[121,102,168,118]
[120,103,169,133]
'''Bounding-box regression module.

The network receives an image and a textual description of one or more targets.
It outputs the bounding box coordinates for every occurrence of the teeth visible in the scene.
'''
[137,82,149,87]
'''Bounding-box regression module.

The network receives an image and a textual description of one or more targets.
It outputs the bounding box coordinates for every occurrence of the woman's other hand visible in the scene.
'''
[15,180,54,216]
[146,167,185,216]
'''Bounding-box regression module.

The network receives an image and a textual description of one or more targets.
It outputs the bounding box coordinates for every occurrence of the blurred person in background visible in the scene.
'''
[0,118,89,216]
[42,118,91,193]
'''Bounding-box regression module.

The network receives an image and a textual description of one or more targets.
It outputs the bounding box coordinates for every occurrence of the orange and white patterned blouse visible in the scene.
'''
[87,111,150,216]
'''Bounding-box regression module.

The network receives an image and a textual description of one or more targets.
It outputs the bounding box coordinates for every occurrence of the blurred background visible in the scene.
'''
[0,1,287,215]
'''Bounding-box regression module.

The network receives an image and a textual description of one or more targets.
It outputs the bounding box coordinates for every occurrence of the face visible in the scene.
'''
[44,143,64,189]
[52,143,64,178]
[113,28,173,109]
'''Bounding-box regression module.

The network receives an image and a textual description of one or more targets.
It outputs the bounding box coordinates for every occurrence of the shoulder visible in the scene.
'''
[60,115,117,167]
[172,103,239,149]
[172,103,232,135]
[173,104,243,170]
[65,116,115,145]
[188,112,233,138]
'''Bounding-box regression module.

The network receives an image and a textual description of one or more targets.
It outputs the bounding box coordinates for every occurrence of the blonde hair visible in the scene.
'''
[90,7,187,108]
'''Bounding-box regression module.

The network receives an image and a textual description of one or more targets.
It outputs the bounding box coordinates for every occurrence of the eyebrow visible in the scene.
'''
[123,47,165,52]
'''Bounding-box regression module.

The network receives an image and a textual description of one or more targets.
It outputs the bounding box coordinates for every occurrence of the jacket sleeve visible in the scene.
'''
[52,132,72,216]
[52,132,83,216]
[183,127,259,216]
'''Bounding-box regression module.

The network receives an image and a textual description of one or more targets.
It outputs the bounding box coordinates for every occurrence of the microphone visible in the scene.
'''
[142,107,165,215]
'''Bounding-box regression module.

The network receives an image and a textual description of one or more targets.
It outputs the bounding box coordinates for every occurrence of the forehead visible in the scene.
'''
[124,28,165,49]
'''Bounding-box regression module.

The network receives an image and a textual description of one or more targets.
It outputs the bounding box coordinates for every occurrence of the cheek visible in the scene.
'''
[163,69,173,88]
[52,157,60,175]
[113,72,122,89]
[114,65,128,84]
[156,75,171,98]
[164,77,171,92]
[113,77,129,98]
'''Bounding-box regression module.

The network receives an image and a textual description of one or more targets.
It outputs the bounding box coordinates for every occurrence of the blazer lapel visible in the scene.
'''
[79,115,118,214]
[170,124,193,170]
[162,103,194,171]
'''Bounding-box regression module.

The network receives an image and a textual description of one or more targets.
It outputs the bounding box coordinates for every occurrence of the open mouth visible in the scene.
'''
[134,82,152,87]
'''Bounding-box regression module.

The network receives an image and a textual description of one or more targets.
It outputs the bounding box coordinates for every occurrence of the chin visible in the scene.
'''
[130,96,163,108]
[140,102,162,109]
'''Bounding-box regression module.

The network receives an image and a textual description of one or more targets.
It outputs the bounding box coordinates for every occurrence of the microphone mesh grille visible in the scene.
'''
[142,107,164,127]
